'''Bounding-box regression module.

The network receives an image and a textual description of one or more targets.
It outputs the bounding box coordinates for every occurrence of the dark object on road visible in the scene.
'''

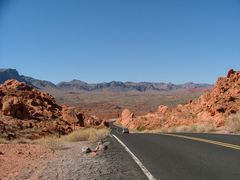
[122,128,129,134]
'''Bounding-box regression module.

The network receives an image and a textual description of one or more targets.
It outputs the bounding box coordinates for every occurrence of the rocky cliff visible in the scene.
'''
[0,80,104,139]
[117,69,240,130]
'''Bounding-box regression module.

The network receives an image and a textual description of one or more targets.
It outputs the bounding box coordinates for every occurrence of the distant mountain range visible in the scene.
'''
[0,68,213,92]
[0,68,56,89]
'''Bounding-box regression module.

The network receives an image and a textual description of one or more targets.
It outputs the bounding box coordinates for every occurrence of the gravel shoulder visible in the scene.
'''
[2,137,146,180]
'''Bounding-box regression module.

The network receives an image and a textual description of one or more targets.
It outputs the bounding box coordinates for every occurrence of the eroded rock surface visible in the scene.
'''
[118,70,240,129]
[0,80,105,139]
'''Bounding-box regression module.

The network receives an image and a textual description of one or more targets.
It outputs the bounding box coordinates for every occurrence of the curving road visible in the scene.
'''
[110,123,240,180]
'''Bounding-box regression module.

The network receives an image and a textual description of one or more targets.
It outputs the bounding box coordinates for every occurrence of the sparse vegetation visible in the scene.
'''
[136,127,146,131]
[37,136,66,150]
[36,128,109,150]
[12,138,34,144]
[0,128,109,150]
[140,128,168,134]
[225,112,240,133]
[0,138,9,144]
[175,125,193,133]
[192,122,216,133]
[139,122,216,134]
[169,123,216,133]
[0,137,34,144]
[62,128,109,142]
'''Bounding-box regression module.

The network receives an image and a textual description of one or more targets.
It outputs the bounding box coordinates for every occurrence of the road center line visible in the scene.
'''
[112,134,156,180]
[161,133,240,151]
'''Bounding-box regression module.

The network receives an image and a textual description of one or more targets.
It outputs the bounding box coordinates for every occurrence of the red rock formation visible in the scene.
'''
[0,80,104,139]
[118,70,240,129]
[0,80,61,120]
[116,109,135,127]
[227,69,235,78]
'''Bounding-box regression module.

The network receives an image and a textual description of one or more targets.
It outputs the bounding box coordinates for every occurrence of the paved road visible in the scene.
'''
[110,124,240,180]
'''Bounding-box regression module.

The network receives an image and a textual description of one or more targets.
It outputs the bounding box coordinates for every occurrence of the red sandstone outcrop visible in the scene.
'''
[0,80,104,139]
[0,80,61,120]
[117,70,240,130]
[117,109,136,128]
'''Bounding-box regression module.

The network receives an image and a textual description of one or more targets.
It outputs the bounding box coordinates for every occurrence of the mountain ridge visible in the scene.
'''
[0,68,213,92]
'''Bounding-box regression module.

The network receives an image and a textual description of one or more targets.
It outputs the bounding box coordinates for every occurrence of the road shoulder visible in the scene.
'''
[9,137,146,180]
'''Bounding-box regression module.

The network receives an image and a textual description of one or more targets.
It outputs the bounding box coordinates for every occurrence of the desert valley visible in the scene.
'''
[1,1,240,179]
[0,68,240,179]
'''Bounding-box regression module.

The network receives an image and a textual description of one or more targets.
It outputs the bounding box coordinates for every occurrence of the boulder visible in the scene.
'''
[117,109,135,127]
[81,147,92,154]
[121,109,135,119]
[158,105,168,114]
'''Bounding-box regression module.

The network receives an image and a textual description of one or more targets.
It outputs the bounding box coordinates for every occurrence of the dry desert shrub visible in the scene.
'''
[225,112,240,133]
[0,138,9,144]
[174,125,193,133]
[37,136,66,150]
[167,122,216,133]
[167,127,177,133]
[136,122,216,134]
[62,128,109,143]
[191,122,216,133]
[12,138,34,144]
[0,137,33,144]
[141,127,169,134]
[1,125,108,149]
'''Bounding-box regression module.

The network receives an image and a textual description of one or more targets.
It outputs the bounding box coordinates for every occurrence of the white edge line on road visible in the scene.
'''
[112,134,156,180]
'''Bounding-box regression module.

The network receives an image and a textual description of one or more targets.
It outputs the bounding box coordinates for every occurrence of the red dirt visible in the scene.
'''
[0,143,53,179]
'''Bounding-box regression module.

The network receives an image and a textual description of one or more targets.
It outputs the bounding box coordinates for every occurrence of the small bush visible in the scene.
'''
[62,128,109,143]
[175,125,193,133]
[192,122,215,133]
[0,138,9,144]
[226,112,240,133]
[167,122,216,133]
[12,138,33,144]
[168,127,177,133]
[37,136,66,150]
[0,137,33,144]
[137,127,146,132]
[146,128,168,133]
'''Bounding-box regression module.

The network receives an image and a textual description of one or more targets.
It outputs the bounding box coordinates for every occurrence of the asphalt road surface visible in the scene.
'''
[110,124,240,180]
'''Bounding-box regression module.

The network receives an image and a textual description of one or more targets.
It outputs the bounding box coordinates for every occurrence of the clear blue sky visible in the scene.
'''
[0,0,240,84]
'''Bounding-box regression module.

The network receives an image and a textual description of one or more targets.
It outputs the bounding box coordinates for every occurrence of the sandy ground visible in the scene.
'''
[0,144,53,180]
[0,137,146,180]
